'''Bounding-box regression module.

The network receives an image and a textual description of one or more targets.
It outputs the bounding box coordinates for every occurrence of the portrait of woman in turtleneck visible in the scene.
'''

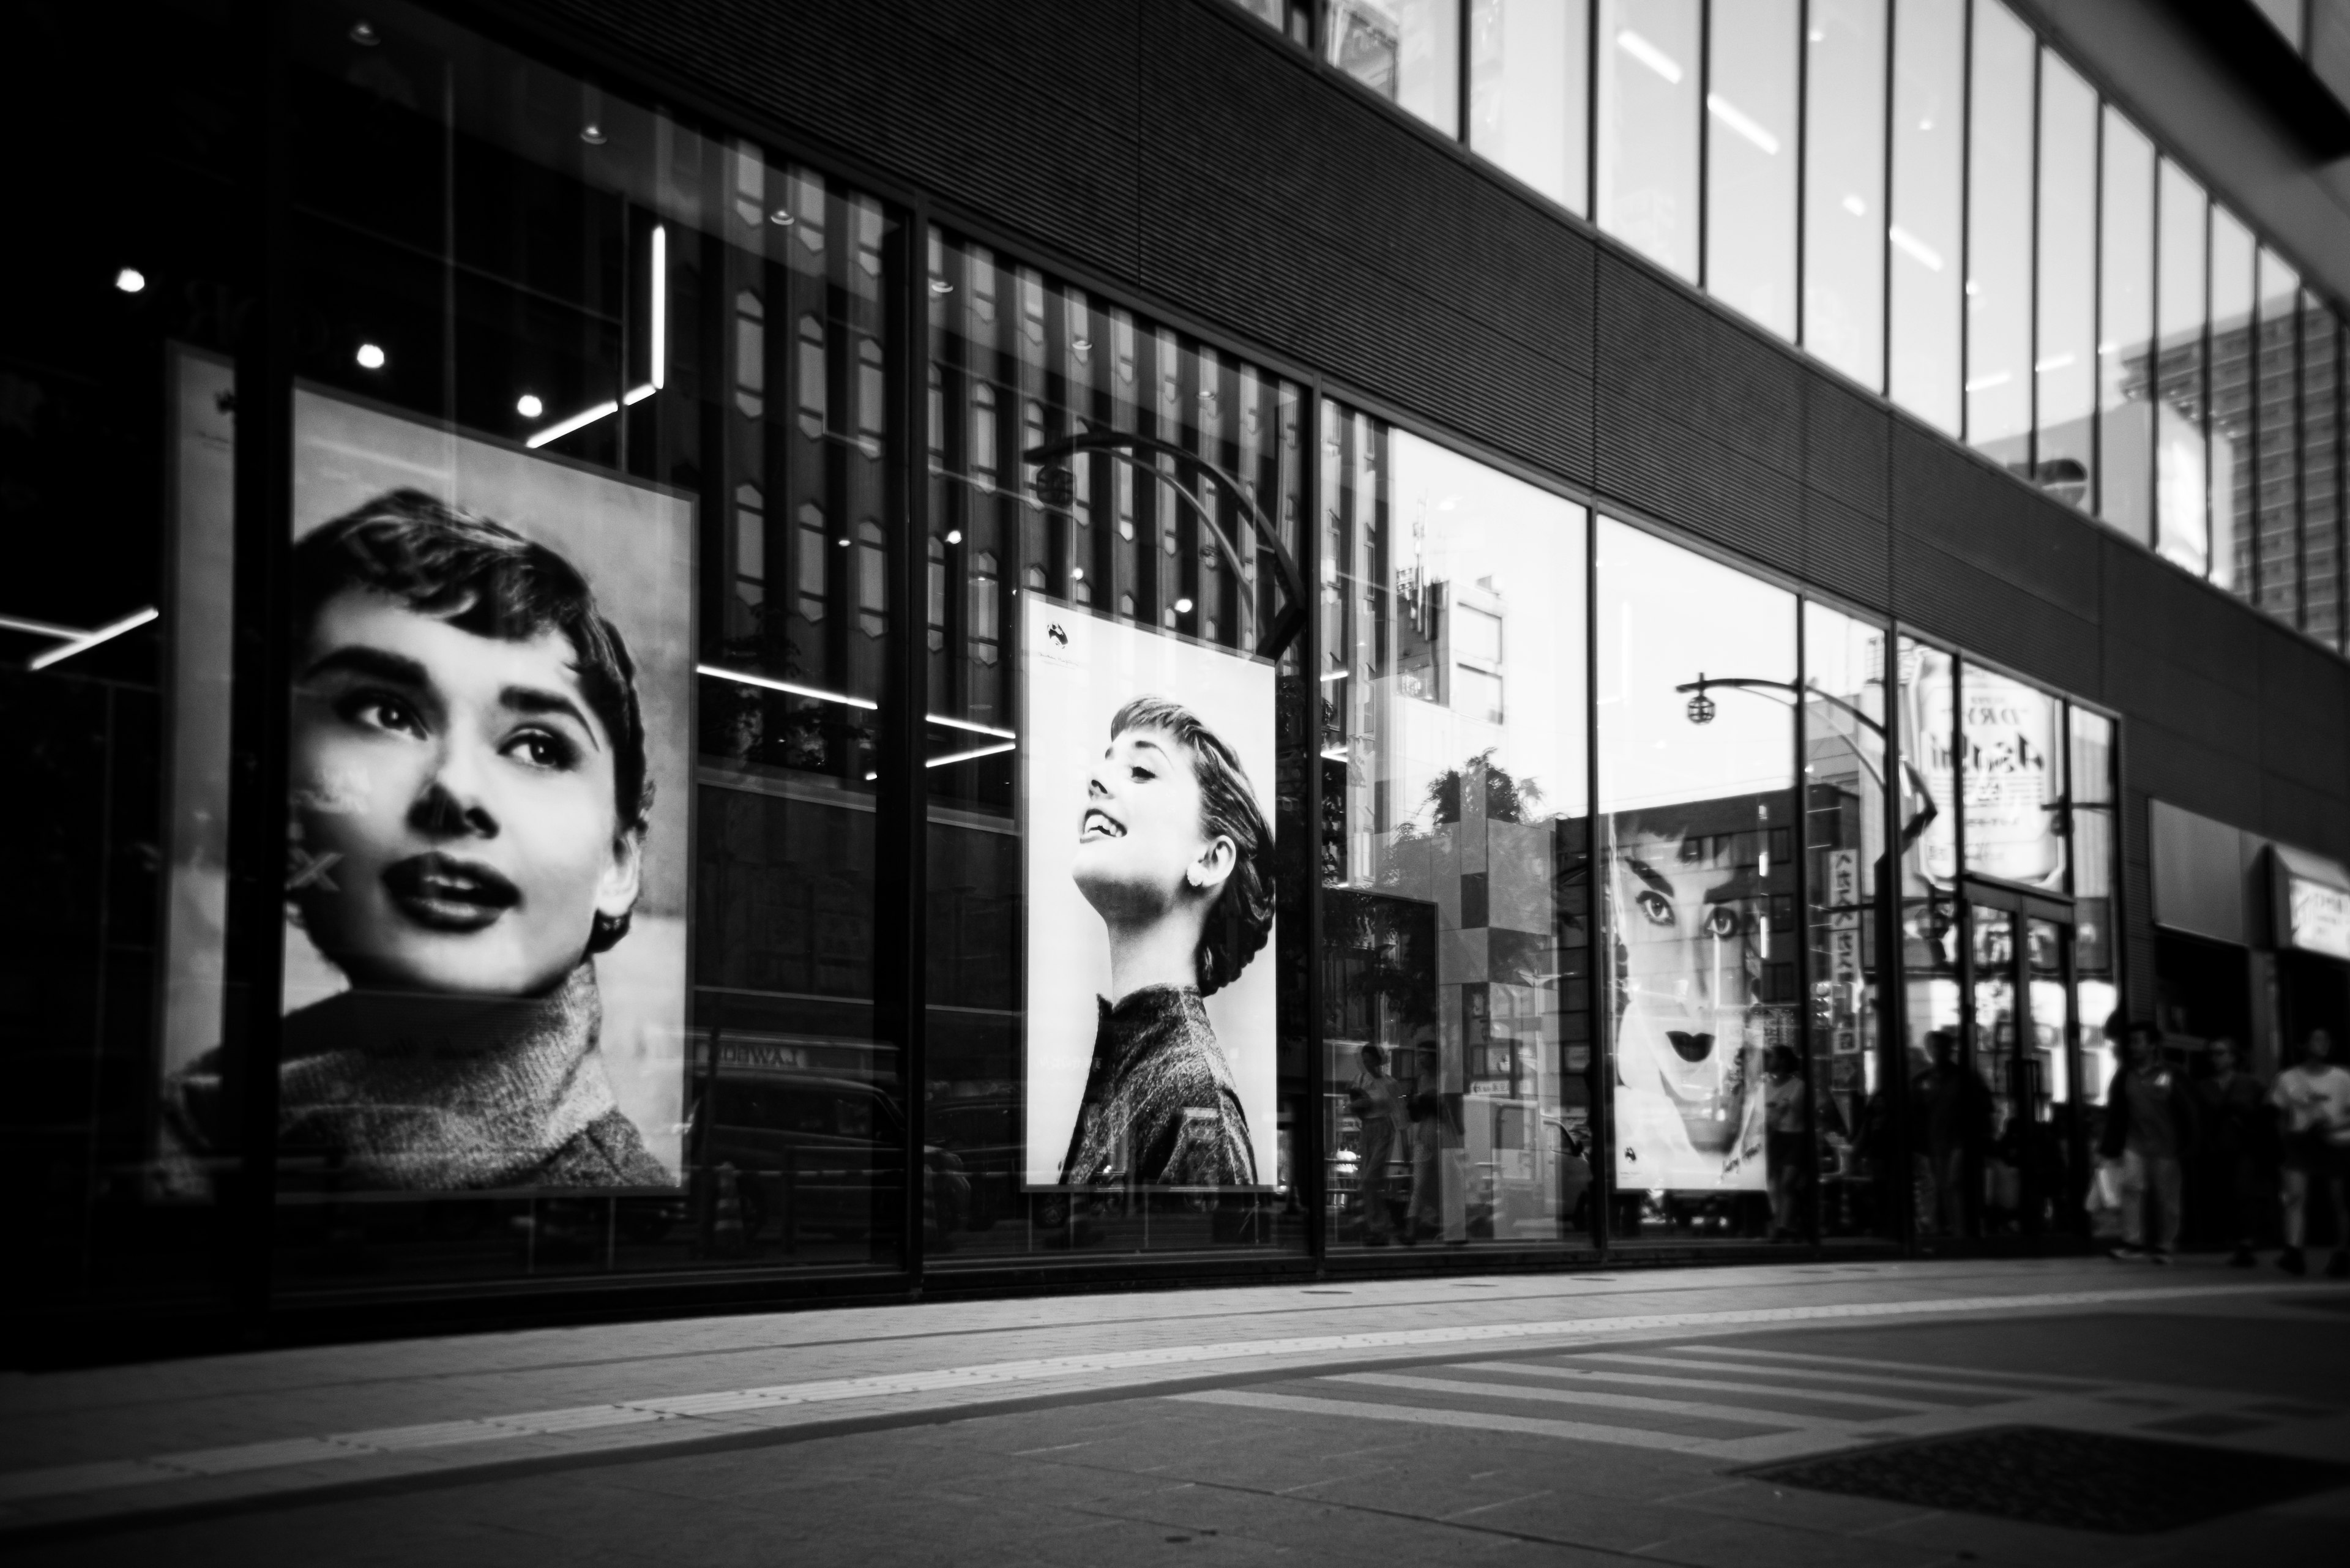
[163,490,673,1190]
[1056,696,1272,1189]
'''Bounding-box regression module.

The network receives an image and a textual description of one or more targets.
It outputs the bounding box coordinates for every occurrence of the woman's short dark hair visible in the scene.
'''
[1110,695,1273,998]
[292,488,649,952]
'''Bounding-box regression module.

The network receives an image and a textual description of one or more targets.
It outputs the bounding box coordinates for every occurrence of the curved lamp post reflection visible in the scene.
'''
[1023,431,1306,663]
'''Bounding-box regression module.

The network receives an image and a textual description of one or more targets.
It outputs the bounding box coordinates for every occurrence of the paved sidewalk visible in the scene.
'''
[2,1256,2340,1540]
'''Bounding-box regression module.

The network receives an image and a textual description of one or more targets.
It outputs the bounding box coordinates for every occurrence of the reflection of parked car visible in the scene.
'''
[699,1073,903,1245]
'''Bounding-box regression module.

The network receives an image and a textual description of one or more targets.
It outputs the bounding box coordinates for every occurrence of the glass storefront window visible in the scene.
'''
[2255,248,2303,623]
[1803,0,1889,391]
[1597,0,1702,283]
[2210,206,2258,594]
[1959,662,2065,891]
[1327,0,1463,136]
[1705,0,1799,340]
[925,233,1310,1261]
[1964,2,2035,470]
[2097,110,2156,545]
[2067,708,2119,1102]
[236,1,911,1287]
[1889,0,1964,435]
[2034,52,2098,511]
[2155,162,2211,577]
[1469,0,1591,215]
[1598,520,1799,1244]
[1893,638,1961,1233]
[1804,603,1895,1241]
[1322,417,1591,1249]
[2305,304,2344,650]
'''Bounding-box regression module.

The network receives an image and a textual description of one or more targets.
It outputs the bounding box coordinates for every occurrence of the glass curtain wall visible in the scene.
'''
[2098,112,2157,546]
[1597,520,1800,1244]
[2035,54,2098,510]
[1326,0,1462,135]
[1469,0,1591,215]
[2307,304,2344,648]
[1889,0,1964,435]
[1320,414,1593,1250]
[1597,0,1703,284]
[2155,162,2211,577]
[2210,208,2258,595]
[1705,0,1800,340]
[2255,249,2304,624]
[1803,0,1889,390]
[1964,1,2035,472]
[923,234,1311,1262]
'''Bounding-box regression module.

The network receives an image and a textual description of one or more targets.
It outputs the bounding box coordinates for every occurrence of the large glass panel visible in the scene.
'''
[1232,0,1315,47]
[1597,0,1703,282]
[1893,638,1961,1236]
[1598,520,1799,1244]
[2155,162,2210,575]
[2023,913,2076,1231]
[1705,0,1799,339]
[1322,417,1592,1250]
[1966,900,2016,1238]
[163,2,912,1289]
[2067,708,2118,1102]
[9,0,248,1317]
[2305,304,2344,649]
[1326,0,1463,136]
[2097,110,2156,543]
[1470,0,1591,215]
[1964,2,2034,469]
[925,235,1310,1262]
[1804,603,1895,1241]
[1960,662,2064,891]
[2256,248,2303,624]
[2033,53,2097,511]
[1802,0,1889,390]
[1889,0,1964,434]
[2210,207,2258,595]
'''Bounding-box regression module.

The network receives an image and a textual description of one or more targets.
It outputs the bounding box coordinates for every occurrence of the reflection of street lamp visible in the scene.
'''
[1024,430,1305,660]
[1673,671,1938,853]
[1685,673,1717,725]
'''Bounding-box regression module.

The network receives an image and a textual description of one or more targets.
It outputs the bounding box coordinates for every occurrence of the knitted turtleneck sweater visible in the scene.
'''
[1058,984,1257,1189]
[163,963,671,1192]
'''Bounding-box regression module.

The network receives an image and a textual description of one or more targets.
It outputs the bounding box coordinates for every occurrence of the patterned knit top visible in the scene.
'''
[1058,984,1257,1189]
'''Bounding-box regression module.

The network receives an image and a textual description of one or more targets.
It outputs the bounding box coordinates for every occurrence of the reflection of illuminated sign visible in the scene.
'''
[2286,875,2350,960]
[1919,671,2059,885]
[1827,849,1862,1055]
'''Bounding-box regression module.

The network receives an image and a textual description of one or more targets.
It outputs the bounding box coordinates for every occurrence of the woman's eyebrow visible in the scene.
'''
[501,685,603,749]
[1624,857,1677,900]
[302,645,430,688]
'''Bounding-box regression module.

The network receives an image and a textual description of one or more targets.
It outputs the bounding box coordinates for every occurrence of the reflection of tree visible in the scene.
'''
[1411,749,1543,830]
[1322,888,1436,1036]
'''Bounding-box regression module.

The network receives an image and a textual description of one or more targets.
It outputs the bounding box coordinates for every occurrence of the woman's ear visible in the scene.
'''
[596,823,647,921]
[1186,834,1237,894]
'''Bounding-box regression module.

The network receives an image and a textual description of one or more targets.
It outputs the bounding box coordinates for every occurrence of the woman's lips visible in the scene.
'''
[1079,807,1127,842]
[381,854,520,933]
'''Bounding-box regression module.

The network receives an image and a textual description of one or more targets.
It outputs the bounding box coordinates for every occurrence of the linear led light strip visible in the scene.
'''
[697,663,1018,767]
[528,225,665,450]
[4,607,160,671]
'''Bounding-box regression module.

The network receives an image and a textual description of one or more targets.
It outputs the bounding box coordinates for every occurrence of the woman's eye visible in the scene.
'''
[505,731,578,770]
[1636,890,1673,927]
[1705,905,1741,938]
[341,691,423,737]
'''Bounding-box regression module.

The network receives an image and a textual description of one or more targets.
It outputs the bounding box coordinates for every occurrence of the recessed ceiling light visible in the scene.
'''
[114,267,146,294]
[580,122,607,146]
[516,394,544,418]
[350,20,379,45]
[1175,597,1194,613]
[946,529,963,544]
[1071,337,1092,351]
[355,343,386,370]
[1071,567,1085,581]
[928,277,953,295]
[769,208,794,225]
[836,536,851,547]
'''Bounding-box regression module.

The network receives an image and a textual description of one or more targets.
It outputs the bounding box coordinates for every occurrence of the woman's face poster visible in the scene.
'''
[160,371,694,1191]
[1019,596,1278,1190]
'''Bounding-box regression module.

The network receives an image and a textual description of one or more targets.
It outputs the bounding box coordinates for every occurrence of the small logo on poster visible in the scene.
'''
[1047,622,1068,646]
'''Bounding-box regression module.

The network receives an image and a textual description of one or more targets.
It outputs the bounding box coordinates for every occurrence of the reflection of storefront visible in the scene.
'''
[2152,802,2350,1076]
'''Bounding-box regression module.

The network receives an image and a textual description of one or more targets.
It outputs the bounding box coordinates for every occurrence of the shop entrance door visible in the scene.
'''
[1960,881,2078,1238]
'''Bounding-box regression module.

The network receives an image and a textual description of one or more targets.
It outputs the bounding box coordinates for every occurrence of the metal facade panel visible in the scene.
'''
[1804,377,1891,517]
[2149,798,2251,945]
[1889,424,2102,623]
[1892,532,2103,695]
[1803,490,1893,608]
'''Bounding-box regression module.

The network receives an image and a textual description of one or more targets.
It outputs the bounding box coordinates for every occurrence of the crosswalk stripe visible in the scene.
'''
[1468,1360,1942,1413]
[1565,1352,2021,1402]
[1167,1389,1725,1454]
[1324,1371,1838,1432]
[1665,1342,2101,1391]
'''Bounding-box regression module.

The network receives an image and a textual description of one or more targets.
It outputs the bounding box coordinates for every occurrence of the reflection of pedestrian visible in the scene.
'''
[2103,1022,2198,1263]
[1060,698,1272,1189]
[2271,1028,2350,1278]
[2193,1037,2267,1266]
[1912,1029,1990,1239]
[163,491,670,1191]
[1405,1037,1452,1244]
[1764,1047,1806,1241]
[1350,1043,1403,1244]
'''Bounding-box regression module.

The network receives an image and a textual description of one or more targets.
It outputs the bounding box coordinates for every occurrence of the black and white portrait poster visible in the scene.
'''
[160,373,693,1192]
[1020,597,1278,1190]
